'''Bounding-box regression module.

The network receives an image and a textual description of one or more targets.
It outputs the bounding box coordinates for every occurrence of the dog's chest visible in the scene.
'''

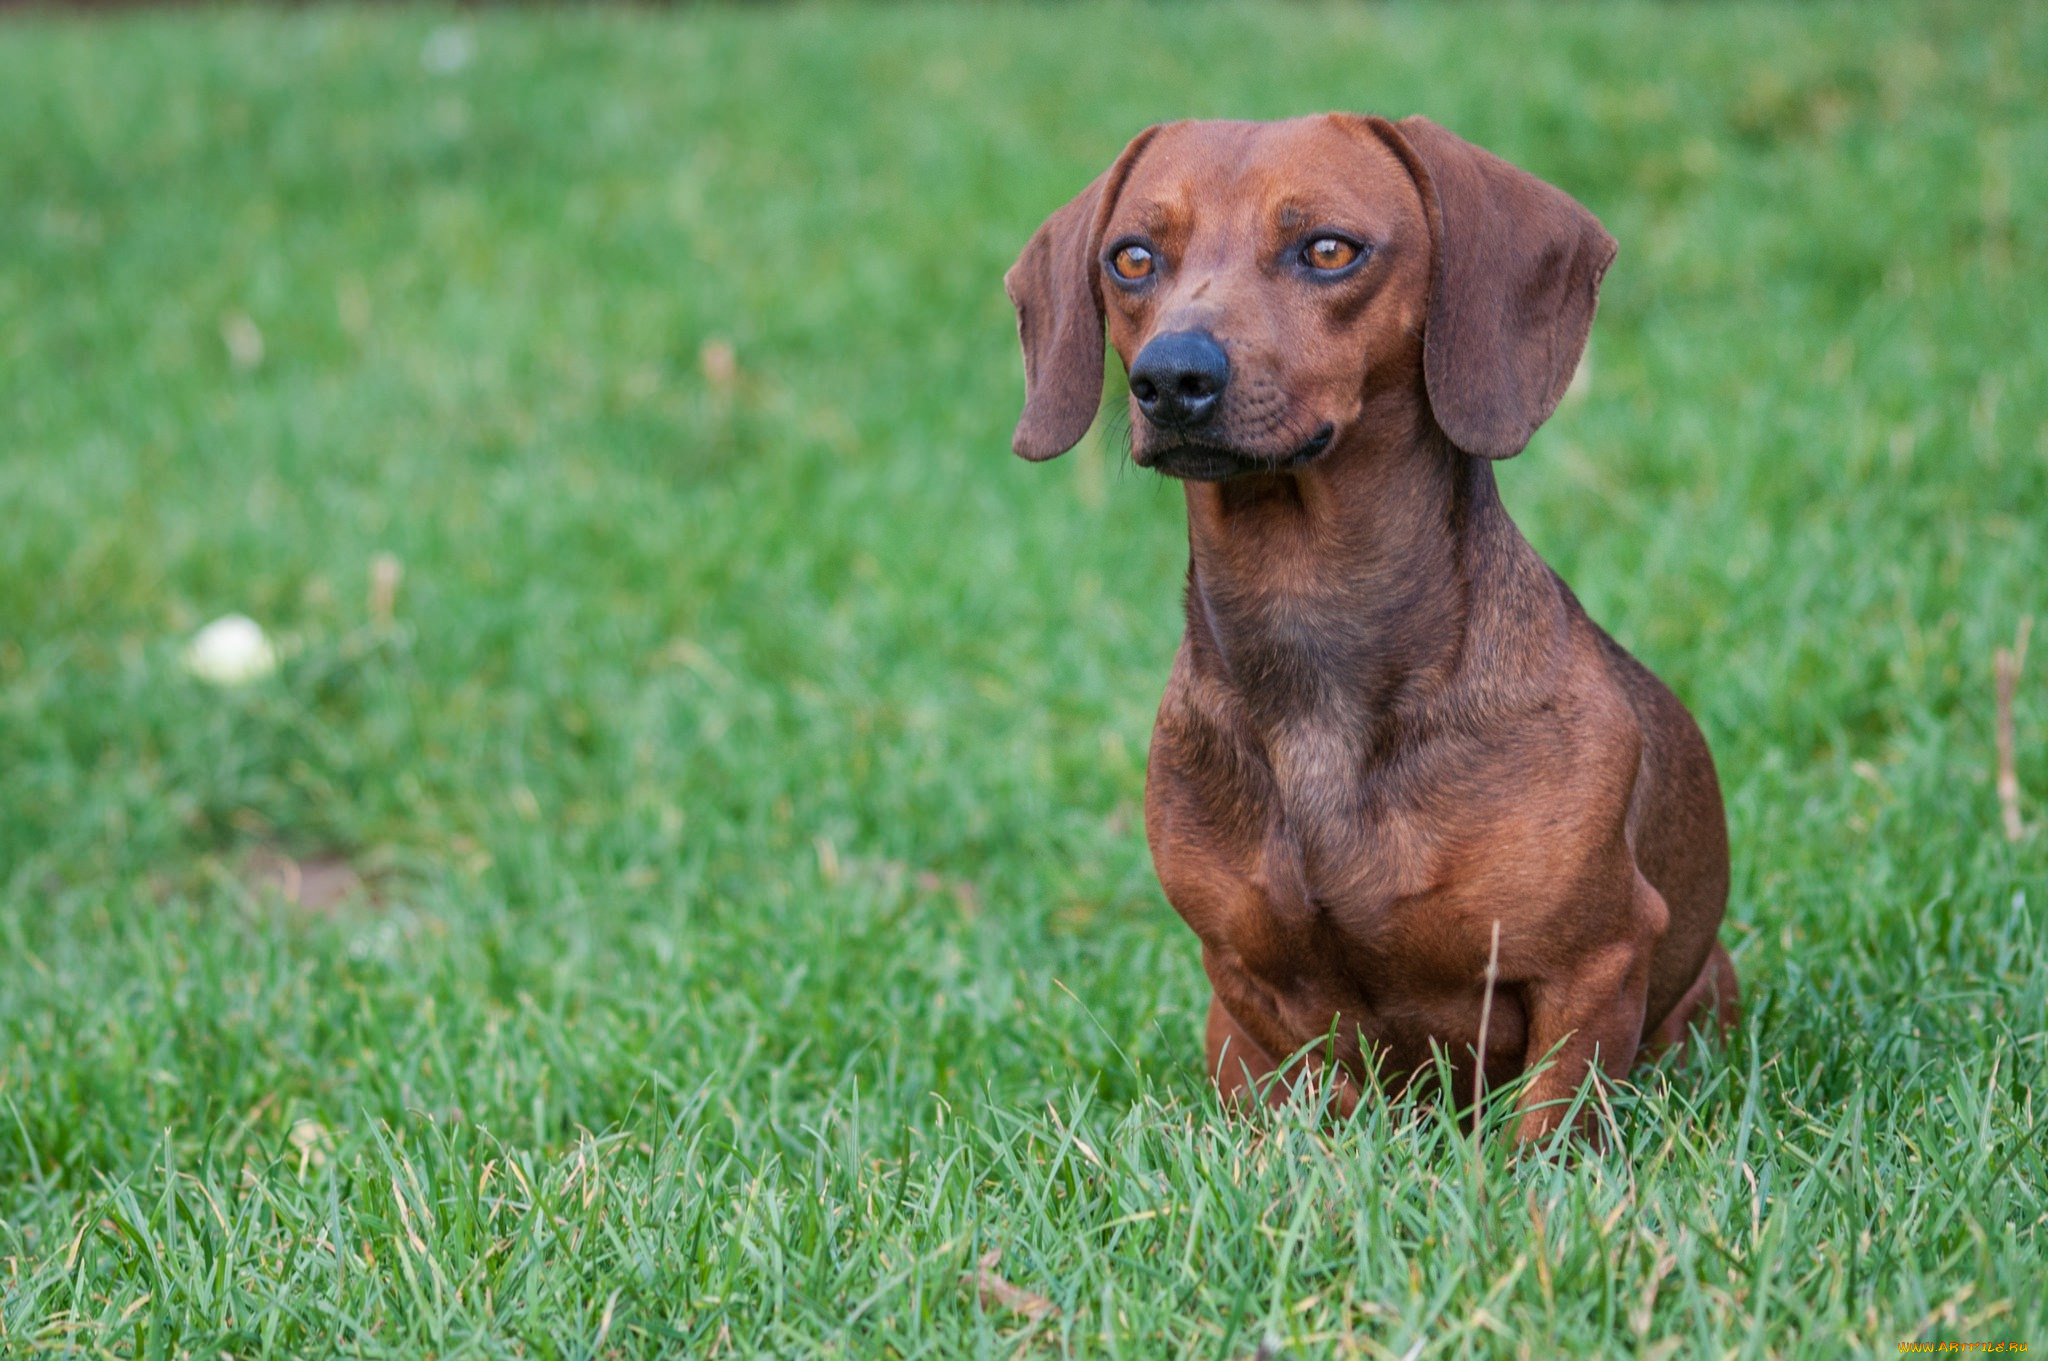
[1171,693,1436,920]
[1258,714,1443,919]
[1149,643,1502,950]
[1265,716,1358,848]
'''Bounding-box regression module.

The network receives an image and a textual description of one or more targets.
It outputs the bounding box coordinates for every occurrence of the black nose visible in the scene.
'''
[1129,330,1229,430]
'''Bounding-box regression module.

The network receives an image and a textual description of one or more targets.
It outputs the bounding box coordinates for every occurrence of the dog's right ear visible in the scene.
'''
[1004,127,1160,461]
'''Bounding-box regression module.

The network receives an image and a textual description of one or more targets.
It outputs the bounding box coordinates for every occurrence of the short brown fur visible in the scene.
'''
[1005,115,1737,1139]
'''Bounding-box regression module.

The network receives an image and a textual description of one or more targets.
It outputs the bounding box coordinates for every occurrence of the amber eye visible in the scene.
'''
[1304,236,1361,271]
[1110,244,1155,281]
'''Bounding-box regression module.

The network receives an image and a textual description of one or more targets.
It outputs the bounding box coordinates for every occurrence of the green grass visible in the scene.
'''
[1,2,2043,1355]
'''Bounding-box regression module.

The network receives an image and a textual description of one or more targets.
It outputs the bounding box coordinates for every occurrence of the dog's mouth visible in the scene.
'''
[1140,425,1336,482]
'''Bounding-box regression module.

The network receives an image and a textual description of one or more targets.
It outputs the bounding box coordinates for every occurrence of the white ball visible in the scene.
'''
[183,614,278,685]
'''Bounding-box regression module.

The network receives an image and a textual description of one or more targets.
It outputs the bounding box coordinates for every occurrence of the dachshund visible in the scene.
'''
[1004,114,1737,1139]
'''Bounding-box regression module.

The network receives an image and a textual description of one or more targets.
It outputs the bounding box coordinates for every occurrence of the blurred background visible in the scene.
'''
[0,3,2042,1354]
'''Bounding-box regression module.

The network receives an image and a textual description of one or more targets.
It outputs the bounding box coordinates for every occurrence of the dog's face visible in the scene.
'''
[1005,114,1617,474]
[1096,119,1433,481]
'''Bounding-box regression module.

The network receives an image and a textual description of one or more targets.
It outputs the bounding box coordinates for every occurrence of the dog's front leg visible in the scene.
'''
[1511,874,1667,1142]
[1203,994,1363,1116]
[1205,995,1281,1107]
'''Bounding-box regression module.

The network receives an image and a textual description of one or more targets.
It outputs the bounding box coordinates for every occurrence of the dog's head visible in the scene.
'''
[1004,115,1615,477]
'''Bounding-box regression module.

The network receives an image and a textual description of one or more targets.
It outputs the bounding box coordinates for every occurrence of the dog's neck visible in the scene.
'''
[1178,401,1565,748]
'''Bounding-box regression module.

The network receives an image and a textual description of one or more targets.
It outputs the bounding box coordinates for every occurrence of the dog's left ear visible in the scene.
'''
[1369,115,1616,460]
[1005,126,1160,461]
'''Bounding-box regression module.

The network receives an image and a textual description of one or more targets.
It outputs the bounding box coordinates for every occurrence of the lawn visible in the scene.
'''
[1,2,2043,1355]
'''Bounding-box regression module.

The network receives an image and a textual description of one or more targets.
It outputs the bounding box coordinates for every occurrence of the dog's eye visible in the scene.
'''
[1111,244,1155,281]
[1304,237,1362,271]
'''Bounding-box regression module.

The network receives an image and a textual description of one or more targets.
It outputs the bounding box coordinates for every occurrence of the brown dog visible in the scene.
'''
[1005,115,1737,1139]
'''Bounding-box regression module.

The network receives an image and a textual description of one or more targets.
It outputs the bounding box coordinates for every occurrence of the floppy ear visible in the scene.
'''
[1371,115,1616,459]
[1004,127,1160,461]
